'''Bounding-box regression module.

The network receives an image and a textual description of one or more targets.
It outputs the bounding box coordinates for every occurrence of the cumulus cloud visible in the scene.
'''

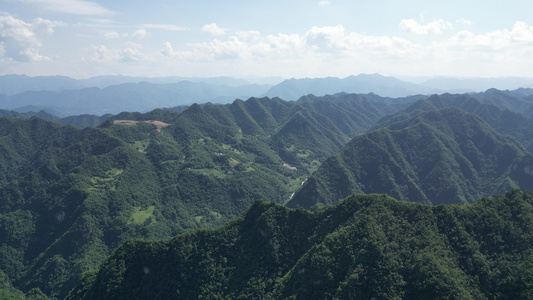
[176,24,419,63]
[133,28,147,39]
[202,23,227,36]
[14,0,114,16]
[445,21,533,51]
[121,42,145,62]
[103,31,119,39]
[20,47,50,61]
[161,42,175,57]
[305,25,347,50]
[0,14,62,61]
[399,18,453,35]
[92,42,146,62]
[7,19,533,79]
[162,22,533,77]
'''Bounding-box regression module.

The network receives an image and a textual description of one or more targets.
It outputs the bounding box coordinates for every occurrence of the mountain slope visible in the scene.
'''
[371,93,533,151]
[289,108,530,208]
[0,117,82,188]
[0,93,415,298]
[271,109,349,165]
[68,190,533,299]
[473,88,533,119]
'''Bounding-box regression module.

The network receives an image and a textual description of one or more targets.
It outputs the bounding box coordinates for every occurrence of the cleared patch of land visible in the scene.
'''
[113,120,170,132]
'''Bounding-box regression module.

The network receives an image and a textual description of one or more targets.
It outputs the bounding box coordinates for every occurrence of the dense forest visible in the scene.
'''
[69,190,533,299]
[1,88,533,298]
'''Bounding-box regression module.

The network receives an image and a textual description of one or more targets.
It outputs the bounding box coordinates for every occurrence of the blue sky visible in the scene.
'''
[1,0,533,79]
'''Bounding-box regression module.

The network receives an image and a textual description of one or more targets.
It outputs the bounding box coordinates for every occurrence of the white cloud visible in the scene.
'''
[14,0,114,16]
[318,1,330,5]
[92,42,147,63]
[93,45,116,61]
[142,24,188,31]
[202,23,227,36]
[121,42,145,62]
[305,25,347,50]
[103,31,119,39]
[445,21,533,51]
[399,18,453,35]
[176,24,418,64]
[133,28,147,39]
[0,42,6,59]
[0,15,37,43]
[161,42,174,57]
[5,19,533,79]
[20,47,50,61]
[166,23,533,77]
[0,14,61,61]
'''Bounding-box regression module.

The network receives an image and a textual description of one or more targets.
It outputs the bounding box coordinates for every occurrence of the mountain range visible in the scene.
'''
[2,74,533,116]
[68,190,533,299]
[2,86,533,298]
[289,107,533,208]
[0,93,414,298]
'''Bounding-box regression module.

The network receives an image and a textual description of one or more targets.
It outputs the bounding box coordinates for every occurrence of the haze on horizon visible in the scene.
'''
[1,0,533,80]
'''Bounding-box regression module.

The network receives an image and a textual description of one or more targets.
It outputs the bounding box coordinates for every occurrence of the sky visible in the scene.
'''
[1,0,533,80]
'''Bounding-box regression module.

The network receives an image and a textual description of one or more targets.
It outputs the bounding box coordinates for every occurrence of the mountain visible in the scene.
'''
[0,269,51,299]
[472,88,533,119]
[0,94,412,298]
[289,108,531,208]
[0,117,83,188]
[263,74,440,100]
[420,76,533,93]
[0,109,112,128]
[0,81,272,116]
[0,75,80,96]
[6,90,533,298]
[68,190,533,299]
[370,93,533,151]
[0,74,270,96]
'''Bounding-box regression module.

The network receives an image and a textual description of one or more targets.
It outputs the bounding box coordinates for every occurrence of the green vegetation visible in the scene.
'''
[3,90,533,299]
[0,94,407,298]
[69,190,533,299]
[129,206,155,225]
[290,107,532,208]
[0,270,51,300]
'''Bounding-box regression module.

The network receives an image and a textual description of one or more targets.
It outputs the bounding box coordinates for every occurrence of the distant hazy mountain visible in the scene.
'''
[419,76,533,93]
[0,74,270,95]
[263,74,440,99]
[0,81,272,116]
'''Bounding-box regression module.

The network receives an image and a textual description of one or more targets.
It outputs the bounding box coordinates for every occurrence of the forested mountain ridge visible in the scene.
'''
[68,190,533,299]
[371,93,533,151]
[473,88,533,119]
[3,89,533,298]
[0,117,82,188]
[0,108,112,128]
[0,93,410,298]
[289,107,533,208]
